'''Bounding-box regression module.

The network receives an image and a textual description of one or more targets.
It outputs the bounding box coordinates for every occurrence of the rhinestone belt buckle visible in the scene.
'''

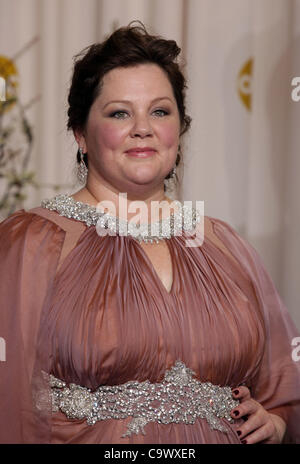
[49,360,239,437]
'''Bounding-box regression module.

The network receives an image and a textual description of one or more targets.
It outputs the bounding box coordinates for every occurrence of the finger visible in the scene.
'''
[240,422,274,444]
[235,411,267,440]
[231,386,251,401]
[231,399,259,420]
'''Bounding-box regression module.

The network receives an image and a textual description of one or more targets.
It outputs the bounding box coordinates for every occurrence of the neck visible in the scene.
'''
[72,184,178,224]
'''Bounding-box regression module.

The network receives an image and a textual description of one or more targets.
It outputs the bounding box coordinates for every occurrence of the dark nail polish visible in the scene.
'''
[237,430,241,436]
[233,410,239,416]
[233,389,239,395]
[241,439,247,444]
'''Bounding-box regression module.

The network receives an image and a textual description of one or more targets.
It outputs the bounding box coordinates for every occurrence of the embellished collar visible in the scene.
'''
[41,194,201,243]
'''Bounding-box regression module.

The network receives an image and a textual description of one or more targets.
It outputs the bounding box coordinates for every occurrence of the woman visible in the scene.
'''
[0,23,299,445]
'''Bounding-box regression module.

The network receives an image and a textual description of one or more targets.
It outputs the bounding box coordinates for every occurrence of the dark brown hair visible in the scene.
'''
[67,21,192,185]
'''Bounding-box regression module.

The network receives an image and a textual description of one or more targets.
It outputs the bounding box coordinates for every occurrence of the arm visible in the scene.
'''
[0,210,65,443]
[209,217,300,444]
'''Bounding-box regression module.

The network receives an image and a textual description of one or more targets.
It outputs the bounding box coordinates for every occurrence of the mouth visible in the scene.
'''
[125,147,157,158]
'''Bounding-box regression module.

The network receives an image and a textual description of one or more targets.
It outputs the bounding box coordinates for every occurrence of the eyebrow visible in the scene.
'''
[102,96,174,110]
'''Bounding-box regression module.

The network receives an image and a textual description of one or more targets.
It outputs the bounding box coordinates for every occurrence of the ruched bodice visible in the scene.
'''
[0,196,299,444]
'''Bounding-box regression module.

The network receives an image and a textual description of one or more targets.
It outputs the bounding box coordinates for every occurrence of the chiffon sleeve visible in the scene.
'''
[0,210,65,443]
[210,217,300,444]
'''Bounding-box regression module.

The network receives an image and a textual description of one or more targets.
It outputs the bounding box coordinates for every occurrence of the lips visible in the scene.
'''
[125,147,157,158]
[126,147,156,155]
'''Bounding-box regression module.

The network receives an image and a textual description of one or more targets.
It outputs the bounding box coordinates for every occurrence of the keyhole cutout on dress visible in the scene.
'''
[139,239,174,294]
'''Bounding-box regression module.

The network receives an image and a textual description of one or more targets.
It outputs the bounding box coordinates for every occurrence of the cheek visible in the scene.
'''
[92,122,127,151]
[158,121,180,149]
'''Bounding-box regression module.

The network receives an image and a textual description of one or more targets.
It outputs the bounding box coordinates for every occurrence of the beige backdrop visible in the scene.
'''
[0,0,299,329]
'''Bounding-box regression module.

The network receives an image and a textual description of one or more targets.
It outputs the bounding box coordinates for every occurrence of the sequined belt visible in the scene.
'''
[49,360,239,438]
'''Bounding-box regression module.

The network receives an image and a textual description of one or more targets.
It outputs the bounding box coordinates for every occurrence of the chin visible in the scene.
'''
[123,174,161,189]
[131,178,159,187]
[126,171,161,184]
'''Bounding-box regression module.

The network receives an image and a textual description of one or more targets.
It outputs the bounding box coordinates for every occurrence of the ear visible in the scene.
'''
[74,129,87,153]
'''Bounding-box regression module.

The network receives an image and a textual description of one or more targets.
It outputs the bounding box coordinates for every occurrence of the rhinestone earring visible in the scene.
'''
[164,164,177,189]
[77,147,88,184]
[170,165,177,179]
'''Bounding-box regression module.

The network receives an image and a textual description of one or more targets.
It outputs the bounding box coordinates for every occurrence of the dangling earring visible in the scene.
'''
[77,147,88,184]
[170,164,177,179]
[164,164,177,189]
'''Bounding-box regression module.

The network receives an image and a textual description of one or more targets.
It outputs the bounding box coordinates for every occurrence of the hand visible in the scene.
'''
[230,386,287,444]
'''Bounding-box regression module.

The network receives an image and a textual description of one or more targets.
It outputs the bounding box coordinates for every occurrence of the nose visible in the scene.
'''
[130,114,153,138]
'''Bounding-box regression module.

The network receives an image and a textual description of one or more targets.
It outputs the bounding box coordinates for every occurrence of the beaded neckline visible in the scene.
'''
[41,193,201,243]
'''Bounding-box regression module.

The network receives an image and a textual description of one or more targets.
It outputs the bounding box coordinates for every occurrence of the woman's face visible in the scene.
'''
[76,63,181,197]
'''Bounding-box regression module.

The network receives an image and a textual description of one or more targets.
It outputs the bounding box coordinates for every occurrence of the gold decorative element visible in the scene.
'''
[237,58,253,111]
[0,55,18,112]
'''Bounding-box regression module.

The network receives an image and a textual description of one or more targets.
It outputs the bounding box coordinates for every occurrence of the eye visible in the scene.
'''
[109,111,129,119]
[152,109,169,117]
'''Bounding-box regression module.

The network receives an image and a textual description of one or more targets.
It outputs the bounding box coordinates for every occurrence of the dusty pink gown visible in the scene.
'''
[0,194,299,444]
